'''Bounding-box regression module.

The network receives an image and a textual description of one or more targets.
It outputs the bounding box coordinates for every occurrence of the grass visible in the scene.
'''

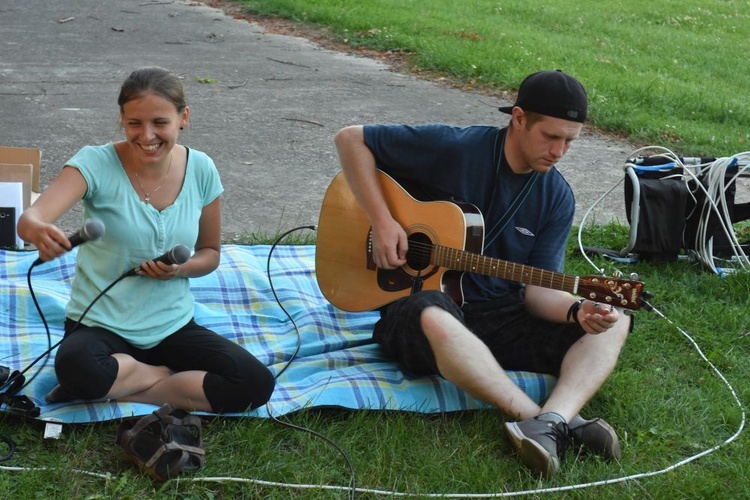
[3,1,750,497]
[234,0,750,158]
[2,224,750,497]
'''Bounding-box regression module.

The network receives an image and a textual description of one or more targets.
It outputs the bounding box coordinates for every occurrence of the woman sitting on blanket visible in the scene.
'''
[17,67,275,413]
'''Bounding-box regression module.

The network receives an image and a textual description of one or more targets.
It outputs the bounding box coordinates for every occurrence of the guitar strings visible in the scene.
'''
[401,239,576,291]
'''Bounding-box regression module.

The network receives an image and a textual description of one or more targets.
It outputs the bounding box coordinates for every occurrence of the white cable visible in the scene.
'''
[711,155,750,269]
[5,302,745,498]
[678,153,750,273]
[576,175,623,272]
[0,465,109,479]
[182,297,747,498]
[700,154,750,272]
[3,301,744,498]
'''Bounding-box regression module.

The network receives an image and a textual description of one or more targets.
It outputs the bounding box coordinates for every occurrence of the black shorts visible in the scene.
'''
[373,290,585,377]
[55,318,275,413]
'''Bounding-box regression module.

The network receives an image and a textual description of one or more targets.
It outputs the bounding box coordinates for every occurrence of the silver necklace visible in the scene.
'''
[132,151,172,204]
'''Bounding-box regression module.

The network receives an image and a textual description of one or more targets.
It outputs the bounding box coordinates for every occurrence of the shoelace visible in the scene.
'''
[546,422,572,460]
[568,419,594,444]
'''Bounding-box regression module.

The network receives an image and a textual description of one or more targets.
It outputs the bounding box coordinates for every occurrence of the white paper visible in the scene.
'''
[44,420,64,439]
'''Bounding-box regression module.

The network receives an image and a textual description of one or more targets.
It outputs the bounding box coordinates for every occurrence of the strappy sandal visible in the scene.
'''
[116,404,205,481]
[159,407,205,473]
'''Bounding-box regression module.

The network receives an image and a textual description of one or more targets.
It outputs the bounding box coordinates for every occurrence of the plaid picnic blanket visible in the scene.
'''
[0,245,556,423]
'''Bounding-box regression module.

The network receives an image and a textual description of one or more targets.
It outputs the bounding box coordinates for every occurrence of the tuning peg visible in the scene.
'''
[612,270,623,278]
[630,272,639,281]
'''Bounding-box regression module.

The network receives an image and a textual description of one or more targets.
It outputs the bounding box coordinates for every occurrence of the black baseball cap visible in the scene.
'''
[498,70,587,123]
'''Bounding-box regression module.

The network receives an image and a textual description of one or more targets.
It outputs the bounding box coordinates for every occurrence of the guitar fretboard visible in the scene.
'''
[432,245,579,293]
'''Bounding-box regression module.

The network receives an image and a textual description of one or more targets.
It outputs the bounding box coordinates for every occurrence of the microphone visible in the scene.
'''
[123,244,191,277]
[68,218,106,248]
[32,218,105,265]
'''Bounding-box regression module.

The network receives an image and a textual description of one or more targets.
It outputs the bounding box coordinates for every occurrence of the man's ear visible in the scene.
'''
[511,107,526,129]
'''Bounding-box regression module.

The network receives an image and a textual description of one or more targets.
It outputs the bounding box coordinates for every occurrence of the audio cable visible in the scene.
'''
[260,224,357,500]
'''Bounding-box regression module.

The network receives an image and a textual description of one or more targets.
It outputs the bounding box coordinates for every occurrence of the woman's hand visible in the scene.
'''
[27,222,71,262]
[134,259,182,280]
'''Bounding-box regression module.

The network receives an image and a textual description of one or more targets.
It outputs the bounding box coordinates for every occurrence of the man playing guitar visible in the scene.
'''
[331,70,631,478]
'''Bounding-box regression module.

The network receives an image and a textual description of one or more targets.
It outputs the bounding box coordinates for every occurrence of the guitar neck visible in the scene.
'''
[433,245,579,293]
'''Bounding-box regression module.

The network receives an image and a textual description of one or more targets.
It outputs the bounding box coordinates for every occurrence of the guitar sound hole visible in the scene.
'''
[406,232,432,271]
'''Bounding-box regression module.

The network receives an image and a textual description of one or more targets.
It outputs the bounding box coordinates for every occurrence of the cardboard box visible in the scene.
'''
[0,146,42,211]
[0,146,41,192]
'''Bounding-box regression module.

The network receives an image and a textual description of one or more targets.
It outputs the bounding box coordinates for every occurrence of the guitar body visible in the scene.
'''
[316,170,484,312]
[316,171,647,312]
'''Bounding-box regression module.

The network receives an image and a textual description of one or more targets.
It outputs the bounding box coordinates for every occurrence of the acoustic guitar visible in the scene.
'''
[315,170,646,312]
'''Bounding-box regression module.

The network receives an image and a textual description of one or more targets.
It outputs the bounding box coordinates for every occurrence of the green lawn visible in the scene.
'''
[238,0,750,158]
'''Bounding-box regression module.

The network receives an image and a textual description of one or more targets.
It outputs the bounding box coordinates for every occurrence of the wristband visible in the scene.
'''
[566,298,586,326]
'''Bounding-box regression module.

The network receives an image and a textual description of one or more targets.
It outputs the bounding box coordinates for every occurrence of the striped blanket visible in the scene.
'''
[0,245,556,423]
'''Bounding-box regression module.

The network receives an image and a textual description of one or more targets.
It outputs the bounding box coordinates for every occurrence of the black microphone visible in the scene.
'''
[33,218,105,265]
[123,244,191,277]
[68,218,106,248]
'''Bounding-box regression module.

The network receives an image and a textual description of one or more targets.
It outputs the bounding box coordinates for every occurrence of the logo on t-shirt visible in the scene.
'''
[515,226,535,237]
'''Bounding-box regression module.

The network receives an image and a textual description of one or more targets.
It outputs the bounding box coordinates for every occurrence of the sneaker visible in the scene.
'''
[568,415,621,461]
[504,415,571,478]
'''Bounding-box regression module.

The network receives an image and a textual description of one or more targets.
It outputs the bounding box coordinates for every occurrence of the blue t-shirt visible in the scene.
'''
[363,123,575,302]
[64,143,223,348]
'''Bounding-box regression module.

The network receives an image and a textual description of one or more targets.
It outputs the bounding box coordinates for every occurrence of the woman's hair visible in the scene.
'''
[117,67,187,114]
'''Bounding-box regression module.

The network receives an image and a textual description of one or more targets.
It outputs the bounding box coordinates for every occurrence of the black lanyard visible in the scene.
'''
[483,130,539,249]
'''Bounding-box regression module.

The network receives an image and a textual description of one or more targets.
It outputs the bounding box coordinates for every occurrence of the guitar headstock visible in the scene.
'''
[577,275,647,310]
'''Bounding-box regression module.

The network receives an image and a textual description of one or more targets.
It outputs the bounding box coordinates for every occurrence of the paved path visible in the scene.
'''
[1,0,633,240]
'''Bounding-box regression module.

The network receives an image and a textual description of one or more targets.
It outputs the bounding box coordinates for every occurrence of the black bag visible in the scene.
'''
[622,155,750,262]
[622,160,690,260]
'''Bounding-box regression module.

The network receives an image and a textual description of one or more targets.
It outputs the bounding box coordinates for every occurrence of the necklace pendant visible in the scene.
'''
[144,194,150,204]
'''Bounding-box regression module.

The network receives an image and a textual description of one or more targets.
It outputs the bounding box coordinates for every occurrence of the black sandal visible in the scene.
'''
[116,404,205,481]
[158,407,205,473]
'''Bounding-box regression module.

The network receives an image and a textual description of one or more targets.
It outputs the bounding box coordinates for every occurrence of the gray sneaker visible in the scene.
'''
[504,416,571,478]
[569,416,621,460]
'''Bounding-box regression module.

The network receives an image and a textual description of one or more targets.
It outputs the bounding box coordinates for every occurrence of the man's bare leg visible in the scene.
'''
[421,306,541,419]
